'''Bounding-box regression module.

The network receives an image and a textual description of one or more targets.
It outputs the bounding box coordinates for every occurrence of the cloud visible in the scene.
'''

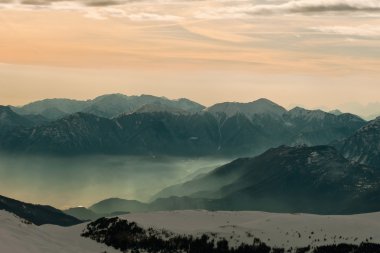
[195,0,380,19]
[127,12,182,21]
[82,0,124,6]
[19,0,61,5]
[311,25,380,37]
[2,0,380,22]
[248,0,380,14]
[5,0,137,6]
[0,0,185,21]
[81,9,182,21]
[83,9,108,19]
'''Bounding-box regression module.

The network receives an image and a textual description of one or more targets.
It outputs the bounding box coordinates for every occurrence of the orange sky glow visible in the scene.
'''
[0,0,380,114]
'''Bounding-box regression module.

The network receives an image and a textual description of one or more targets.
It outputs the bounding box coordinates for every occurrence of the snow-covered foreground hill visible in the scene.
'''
[0,210,118,253]
[2,209,380,252]
[119,210,380,249]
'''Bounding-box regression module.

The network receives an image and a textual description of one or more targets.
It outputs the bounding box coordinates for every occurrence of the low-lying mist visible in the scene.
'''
[0,153,228,209]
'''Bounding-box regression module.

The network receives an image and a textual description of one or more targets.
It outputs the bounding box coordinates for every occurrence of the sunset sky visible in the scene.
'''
[1,0,380,116]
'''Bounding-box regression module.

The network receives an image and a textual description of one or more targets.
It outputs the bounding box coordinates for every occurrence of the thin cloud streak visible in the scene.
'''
[195,0,380,19]
[2,0,380,17]
[249,0,380,14]
[311,24,380,37]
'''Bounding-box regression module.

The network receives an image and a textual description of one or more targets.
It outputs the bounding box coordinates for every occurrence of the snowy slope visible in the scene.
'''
[0,210,118,253]
[2,209,380,252]
[120,210,380,249]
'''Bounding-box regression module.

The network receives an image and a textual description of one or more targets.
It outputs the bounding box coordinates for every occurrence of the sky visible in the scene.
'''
[1,0,380,116]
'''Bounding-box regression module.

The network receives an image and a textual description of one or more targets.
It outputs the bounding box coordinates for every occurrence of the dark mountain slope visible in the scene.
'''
[215,145,379,214]
[284,107,365,146]
[0,106,34,133]
[0,195,81,226]
[114,112,221,155]
[0,112,122,154]
[151,146,380,214]
[335,117,380,168]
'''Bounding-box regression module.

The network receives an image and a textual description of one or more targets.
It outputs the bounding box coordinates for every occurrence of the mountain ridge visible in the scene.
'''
[0,195,82,226]
[205,98,287,118]
[0,105,366,156]
[12,93,205,119]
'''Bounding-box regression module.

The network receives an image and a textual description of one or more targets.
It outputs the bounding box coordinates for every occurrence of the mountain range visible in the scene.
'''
[1,94,380,253]
[0,94,367,156]
[2,93,380,217]
[10,94,205,119]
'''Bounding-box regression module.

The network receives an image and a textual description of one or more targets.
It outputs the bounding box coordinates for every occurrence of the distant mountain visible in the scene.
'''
[89,198,148,214]
[150,145,380,214]
[63,207,100,221]
[87,196,213,214]
[205,98,287,118]
[83,94,153,117]
[284,107,365,146]
[63,207,129,221]
[0,102,367,156]
[329,109,343,115]
[0,195,81,226]
[335,117,380,168]
[12,94,205,119]
[11,98,87,119]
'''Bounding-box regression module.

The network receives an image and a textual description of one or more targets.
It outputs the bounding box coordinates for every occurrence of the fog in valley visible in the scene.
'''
[0,153,228,209]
